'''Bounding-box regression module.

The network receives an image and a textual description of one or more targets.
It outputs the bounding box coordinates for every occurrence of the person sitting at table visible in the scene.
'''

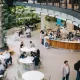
[49,33,53,39]
[3,50,12,68]
[20,52,26,59]
[20,41,24,48]
[29,41,35,48]
[33,54,40,69]
[36,49,40,58]
[30,51,36,57]
[26,27,31,37]
[0,62,5,75]
[19,29,23,37]
[53,34,57,40]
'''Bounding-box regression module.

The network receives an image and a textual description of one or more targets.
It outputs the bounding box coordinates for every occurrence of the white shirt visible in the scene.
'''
[30,43,35,48]
[26,28,31,33]
[41,34,45,39]
[3,52,10,59]
[61,64,70,77]
[0,64,5,71]
[65,65,69,74]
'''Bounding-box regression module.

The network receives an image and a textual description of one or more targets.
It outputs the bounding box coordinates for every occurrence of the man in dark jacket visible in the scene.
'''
[33,54,40,69]
[74,60,80,80]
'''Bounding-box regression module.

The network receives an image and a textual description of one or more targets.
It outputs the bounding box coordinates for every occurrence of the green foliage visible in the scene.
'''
[2,5,40,29]
[45,15,57,22]
[2,5,16,30]
[15,6,40,26]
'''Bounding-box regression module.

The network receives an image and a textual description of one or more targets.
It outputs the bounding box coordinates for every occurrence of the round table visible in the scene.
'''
[0,55,5,60]
[19,56,34,70]
[22,71,44,80]
[0,55,5,64]
[19,56,34,64]
[0,75,3,78]
[20,47,36,53]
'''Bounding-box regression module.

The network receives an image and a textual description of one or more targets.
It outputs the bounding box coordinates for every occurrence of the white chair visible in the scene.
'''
[43,75,51,80]
[17,70,23,80]
[2,72,8,80]
[14,76,18,80]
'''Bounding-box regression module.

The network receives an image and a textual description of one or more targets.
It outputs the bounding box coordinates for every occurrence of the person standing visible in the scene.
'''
[61,60,70,80]
[74,60,80,80]
[33,54,40,69]
[40,31,45,45]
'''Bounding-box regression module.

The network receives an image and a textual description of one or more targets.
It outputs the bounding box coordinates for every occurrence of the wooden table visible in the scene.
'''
[47,39,80,50]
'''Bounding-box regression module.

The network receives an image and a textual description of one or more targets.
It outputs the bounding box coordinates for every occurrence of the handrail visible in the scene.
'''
[13,0,80,13]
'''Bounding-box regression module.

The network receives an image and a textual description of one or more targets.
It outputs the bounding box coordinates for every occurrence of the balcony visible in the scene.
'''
[13,0,80,19]
[14,0,80,11]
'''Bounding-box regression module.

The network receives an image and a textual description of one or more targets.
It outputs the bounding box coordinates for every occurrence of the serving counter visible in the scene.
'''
[45,37,80,50]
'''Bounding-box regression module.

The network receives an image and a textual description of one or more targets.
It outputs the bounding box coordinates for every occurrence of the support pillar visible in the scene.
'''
[66,21,74,32]
[78,0,80,11]
[41,14,45,30]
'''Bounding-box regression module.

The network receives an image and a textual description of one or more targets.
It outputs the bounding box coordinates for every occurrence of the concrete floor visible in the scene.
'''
[6,30,80,80]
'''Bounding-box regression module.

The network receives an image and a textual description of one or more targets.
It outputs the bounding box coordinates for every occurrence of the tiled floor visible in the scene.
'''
[6,30,80,80]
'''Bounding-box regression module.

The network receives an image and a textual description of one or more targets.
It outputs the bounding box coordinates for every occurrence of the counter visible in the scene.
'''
[45,37,80,50]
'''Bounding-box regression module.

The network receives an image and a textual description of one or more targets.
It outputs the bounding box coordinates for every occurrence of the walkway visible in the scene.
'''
[6,30,80,80]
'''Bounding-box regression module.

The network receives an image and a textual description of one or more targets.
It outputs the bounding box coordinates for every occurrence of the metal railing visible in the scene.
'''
[14,0,80,12]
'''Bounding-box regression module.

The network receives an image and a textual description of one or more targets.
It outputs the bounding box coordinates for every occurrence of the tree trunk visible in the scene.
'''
[0,5,3,48]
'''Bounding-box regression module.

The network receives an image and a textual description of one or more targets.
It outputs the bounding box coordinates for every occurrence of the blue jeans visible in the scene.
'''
[76,71,80,80]
[42,39,44,45]
[5,56,12,68]
[0,70,4,75]
[45,42,49,47]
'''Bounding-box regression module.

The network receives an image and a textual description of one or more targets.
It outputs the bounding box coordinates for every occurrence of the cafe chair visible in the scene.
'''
[17,70,23,80]
[17,59,20,65]
[23,64,29,71]
[14,76,18,80]
[2,72,8,80]
[43,75,51,80]
[39,60,43,69]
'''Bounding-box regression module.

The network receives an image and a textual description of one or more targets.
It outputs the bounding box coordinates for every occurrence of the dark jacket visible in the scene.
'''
[33,56,40,66]
[20,54,25,58]
[74,61,80,71]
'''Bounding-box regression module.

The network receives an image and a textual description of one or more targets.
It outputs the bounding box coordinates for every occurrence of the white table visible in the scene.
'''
[19,56,34,70]
[19,56,34,64]
[22,71,44,80]
[0,55,5,60]
[20,47,36,53]
[0,75,3,78]
[0,55,5,64]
